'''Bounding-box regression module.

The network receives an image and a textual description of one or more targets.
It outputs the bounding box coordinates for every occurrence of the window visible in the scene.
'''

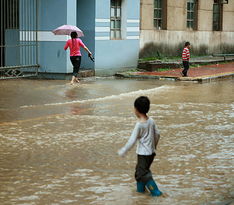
[187,0,198,29]
[110,0,121,39]
[154,0,162,29]
[154,0,167,30]
[213,1,223,31]
[187,0,195,29]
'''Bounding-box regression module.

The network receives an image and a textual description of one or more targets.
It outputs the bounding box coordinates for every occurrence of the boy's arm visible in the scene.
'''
[155,134,160,149]
[118,124,140,157]
[154,124,160,149]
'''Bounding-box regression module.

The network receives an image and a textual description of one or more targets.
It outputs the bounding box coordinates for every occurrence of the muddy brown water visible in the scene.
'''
[0,78,233,205]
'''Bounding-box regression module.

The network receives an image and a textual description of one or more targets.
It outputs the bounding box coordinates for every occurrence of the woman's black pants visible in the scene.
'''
[70,56,81,77]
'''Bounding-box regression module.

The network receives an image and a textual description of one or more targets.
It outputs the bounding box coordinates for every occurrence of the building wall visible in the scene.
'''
[5,29,20,66]
[95,0,140,75]
[222,0,234,31]
[37,0,95,75]
[77,0,95,70]
[167,0,186,30]
[37,0,141,76]
[38,0,70,74]
[140,0,234,57]
[2,0,141,77]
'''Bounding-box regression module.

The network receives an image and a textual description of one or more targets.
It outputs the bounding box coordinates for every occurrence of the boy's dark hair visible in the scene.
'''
[134,96,150,114]
[185,41,190,47]
[71,31,78,39]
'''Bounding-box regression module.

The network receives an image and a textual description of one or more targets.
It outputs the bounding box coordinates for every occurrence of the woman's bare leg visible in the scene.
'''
[75,77,80,83]
[70,76,76,85]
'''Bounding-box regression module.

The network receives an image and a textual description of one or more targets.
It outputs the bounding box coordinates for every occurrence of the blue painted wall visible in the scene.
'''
[95,0,110,19]
[37,0,95,75]
[5,30,20,66]
[126,0,140,19]
[38,0,67,30]
[95,40,139,69]
[37,0,71,74]
[39,42,67,73]
[77,0,95,70]
[16,0,140,77]
[94,0,140,73]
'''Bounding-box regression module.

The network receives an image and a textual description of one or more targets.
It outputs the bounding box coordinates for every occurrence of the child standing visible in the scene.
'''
[181,41,191,77]
[118,96,162,197]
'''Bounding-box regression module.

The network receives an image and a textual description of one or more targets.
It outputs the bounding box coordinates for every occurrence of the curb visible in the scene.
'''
[178,72,234,82]
[115,72,234,83]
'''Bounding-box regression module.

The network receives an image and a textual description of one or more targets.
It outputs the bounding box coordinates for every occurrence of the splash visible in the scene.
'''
[20,85,173,108]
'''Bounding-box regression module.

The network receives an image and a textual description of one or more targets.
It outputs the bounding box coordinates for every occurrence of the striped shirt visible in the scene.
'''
[182,47,190,61]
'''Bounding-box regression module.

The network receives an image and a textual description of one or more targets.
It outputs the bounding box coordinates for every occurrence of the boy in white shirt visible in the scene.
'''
[118,96,162,197]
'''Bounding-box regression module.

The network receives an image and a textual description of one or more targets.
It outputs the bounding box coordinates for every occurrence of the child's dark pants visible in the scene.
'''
[135,153,156,183]
[135,153,162,196]
[182,61,189,76]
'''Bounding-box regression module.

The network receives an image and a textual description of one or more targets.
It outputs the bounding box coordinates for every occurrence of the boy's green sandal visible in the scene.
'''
[136,181,146,193]
[146,180,162,197]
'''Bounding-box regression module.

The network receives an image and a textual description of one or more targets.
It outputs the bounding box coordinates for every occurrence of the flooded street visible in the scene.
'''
[0,78,233,205]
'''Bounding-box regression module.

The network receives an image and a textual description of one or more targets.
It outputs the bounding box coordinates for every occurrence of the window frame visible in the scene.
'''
[186,0,198,30]
[110,0,122,40]
[153,0,167,30]
[213,1,223,31]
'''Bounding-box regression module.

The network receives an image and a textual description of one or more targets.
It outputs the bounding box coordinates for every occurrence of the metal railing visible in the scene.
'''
[0,0,39,79]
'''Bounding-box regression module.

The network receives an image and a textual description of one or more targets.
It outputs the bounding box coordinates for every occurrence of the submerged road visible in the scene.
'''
[0,78,233,204]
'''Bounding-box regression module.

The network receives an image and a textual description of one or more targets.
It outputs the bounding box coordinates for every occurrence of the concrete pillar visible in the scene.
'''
[37,0,78,78]
[66,0,77,71]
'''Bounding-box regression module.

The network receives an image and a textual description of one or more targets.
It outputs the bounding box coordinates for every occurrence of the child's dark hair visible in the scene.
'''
[185,41,190,47]
[134,96,150,114]
[71,31,78,39]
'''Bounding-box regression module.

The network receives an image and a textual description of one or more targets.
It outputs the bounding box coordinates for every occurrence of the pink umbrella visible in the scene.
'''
[52,25,84,37]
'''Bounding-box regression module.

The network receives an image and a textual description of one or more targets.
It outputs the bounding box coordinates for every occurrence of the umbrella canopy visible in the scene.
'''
[52,25,84,37]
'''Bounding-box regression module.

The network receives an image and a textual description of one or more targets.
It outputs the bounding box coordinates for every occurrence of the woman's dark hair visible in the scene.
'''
[71,31,78,39]
[134,96,150,114]
[71,32,78,48]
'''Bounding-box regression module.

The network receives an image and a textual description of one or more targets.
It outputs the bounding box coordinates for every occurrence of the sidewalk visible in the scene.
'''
[115,62,234,83]
[138,55,234,71]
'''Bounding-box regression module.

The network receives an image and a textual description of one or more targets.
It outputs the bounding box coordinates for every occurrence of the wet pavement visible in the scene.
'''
[0,78,233,205]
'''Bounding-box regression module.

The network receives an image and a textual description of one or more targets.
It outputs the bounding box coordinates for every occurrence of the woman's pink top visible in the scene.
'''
[64,38,85,56]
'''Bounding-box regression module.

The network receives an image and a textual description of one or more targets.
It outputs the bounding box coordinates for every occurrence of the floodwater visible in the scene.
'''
[0,78,233,205]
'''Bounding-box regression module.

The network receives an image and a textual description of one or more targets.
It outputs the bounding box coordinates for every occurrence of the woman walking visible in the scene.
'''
[64,31,93,84]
